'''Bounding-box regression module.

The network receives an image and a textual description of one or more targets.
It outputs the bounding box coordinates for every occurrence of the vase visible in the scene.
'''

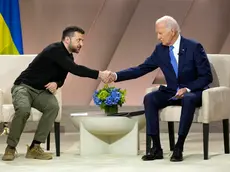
[104,105,118,116]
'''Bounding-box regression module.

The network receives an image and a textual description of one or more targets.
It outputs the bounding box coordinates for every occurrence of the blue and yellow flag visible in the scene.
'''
[0,0,23,54]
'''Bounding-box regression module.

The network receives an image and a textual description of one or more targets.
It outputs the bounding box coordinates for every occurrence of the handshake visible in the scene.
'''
[98,70,117,83]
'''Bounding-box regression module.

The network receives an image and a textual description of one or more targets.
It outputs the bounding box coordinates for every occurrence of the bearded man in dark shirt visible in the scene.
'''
[2,26,108,161]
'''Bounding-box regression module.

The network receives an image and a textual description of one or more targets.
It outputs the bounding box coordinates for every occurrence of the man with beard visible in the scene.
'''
[2,26,109,161]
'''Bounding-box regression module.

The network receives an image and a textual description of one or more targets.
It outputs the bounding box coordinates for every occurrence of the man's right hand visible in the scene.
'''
[45,82,58,94]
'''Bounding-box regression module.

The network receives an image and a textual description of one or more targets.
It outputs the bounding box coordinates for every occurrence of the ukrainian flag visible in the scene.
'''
[0,0,23,54]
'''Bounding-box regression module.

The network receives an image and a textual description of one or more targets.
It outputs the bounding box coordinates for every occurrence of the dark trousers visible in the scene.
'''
[144,89,202,137]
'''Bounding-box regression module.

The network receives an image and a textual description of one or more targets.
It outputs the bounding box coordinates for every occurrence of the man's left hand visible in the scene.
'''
[45,82,58,94]
[174,88,187,99]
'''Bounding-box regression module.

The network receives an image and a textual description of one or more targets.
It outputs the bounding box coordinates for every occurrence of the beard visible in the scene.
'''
[69,45,81,53]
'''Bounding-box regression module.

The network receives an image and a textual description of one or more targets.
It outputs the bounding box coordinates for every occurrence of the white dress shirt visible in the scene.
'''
[171,34,181,64]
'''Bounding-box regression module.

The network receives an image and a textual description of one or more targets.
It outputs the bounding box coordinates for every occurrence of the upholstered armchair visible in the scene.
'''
[145,54,230,160]
[0,55,61,156]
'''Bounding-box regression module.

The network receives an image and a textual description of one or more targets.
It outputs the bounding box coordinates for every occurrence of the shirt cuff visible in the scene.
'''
[186,88,191,92]
[114,72,118,81]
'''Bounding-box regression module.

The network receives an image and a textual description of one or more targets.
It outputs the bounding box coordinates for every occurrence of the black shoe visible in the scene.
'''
[170,148,183,162]
[142,148,163,161]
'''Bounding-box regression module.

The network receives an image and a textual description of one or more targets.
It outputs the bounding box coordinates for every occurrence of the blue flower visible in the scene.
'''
[111,90,121,103]
[104,90,121,106]
[105,96,113,106]
[93,92,102,105]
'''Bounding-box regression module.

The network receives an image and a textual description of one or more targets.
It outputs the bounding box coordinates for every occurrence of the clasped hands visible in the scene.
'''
[99,70,116,83]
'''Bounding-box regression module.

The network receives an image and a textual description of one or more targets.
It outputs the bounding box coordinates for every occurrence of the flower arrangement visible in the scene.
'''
[93,84,126,115]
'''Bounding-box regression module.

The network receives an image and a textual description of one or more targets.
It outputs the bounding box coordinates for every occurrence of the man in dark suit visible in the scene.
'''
[105,16,213,162]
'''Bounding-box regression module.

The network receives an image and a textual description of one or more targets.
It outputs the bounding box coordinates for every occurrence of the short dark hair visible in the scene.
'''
[61,26,85,40]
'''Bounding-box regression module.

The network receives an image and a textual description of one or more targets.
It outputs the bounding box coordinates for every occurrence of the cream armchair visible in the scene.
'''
[146,54,230,160]
[0,55,62,156]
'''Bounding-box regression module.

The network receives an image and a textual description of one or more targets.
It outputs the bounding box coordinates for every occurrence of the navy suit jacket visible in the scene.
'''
[116,36,213,93]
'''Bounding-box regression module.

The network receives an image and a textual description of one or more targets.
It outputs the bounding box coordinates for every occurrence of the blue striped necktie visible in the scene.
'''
[169,46,179,100]
[169,46,178,78]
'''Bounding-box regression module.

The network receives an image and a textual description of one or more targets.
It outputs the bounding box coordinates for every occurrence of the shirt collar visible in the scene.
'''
[61,41,73,56]
[171,34,181,49]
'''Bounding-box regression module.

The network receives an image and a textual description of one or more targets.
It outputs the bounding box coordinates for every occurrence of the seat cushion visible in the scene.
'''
[159,106,203,123]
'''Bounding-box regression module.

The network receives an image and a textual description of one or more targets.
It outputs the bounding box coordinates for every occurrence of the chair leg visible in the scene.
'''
[146,133,151,154]
[54,122,60,156]
[203,123,209,160]
[46,132,50,151]
[168,122,175,151]
[222,119,229,154]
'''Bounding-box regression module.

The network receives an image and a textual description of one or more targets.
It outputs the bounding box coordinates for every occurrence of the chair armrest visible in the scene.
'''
[145,85,160,94]
[0,89,3,103]
[0,89,3,122]
[201,86,230,123]
[0,89,3,110]
[145,84,167,94]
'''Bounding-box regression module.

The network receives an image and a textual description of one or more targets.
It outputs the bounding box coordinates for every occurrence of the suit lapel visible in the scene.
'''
[178,36,187,78]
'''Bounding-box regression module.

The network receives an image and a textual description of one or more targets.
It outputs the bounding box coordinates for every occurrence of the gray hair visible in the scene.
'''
[156,16,181,33]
